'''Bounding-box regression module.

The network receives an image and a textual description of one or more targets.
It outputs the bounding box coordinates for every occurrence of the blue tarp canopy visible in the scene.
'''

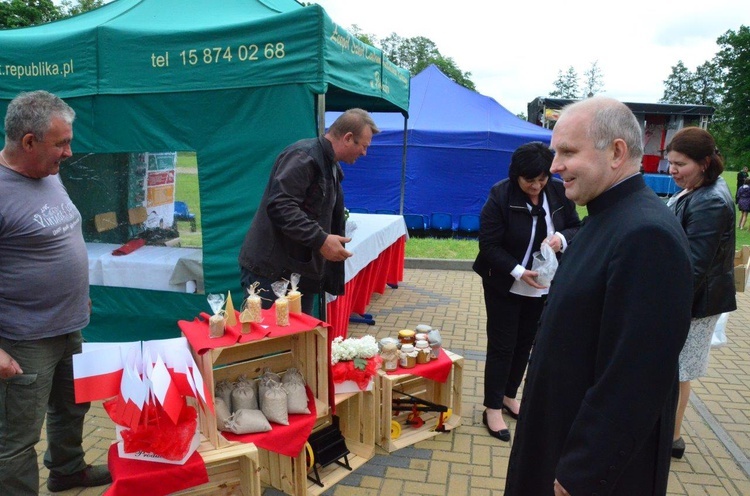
[336,65,552,224]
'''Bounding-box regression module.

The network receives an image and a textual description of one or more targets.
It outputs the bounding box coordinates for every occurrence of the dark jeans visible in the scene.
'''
[482,282,546,409]
[240,267,315,315]
[0,332,90,495]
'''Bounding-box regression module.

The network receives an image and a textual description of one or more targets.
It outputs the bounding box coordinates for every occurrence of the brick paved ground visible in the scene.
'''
[37,267,750,495]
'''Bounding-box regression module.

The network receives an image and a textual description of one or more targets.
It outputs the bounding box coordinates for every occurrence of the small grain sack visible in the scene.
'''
[261,383,289,425]
[215,397,232,428]
[215,379,234,411]
[231,381,258,411]
[223,409,272,434]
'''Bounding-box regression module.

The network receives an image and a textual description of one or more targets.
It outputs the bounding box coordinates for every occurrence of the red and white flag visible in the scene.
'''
[72,343,131,403]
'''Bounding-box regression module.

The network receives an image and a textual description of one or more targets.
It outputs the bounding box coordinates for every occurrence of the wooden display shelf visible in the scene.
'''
[306,390,376,495]
[375,350,463,453]
[172,441,261,496]
[187,325,329,450]
[257,389,377,496]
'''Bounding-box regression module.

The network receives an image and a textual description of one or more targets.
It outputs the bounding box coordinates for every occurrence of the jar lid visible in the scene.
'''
[381,342,398,352]
[401,344,415,352]
[380,337,398,346]
[415,324,432,332]
[398,329,415,338]
[415,339,429,348]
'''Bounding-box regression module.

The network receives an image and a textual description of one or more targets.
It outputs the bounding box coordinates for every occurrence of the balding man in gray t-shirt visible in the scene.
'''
[0,91,111,494]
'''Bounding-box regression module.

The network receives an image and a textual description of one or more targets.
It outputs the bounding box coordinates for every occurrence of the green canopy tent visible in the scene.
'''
[0,0,409,342]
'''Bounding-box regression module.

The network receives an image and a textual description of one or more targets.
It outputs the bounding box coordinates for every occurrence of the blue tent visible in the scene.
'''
[338,65,552,224]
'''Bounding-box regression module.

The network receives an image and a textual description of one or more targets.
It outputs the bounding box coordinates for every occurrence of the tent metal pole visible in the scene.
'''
[316,94,326,136]
[399,117,407,215]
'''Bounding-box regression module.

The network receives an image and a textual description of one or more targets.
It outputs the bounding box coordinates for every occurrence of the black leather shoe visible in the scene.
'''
[483,410,511,442]
[672,437,685,459]
[502,402,520,420]
[47,464,112,492]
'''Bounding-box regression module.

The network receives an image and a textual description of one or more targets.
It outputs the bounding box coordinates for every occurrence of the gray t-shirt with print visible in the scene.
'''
[0,165,89,340]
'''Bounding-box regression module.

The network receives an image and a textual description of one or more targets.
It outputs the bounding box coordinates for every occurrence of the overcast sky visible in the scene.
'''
[315,0,750,116]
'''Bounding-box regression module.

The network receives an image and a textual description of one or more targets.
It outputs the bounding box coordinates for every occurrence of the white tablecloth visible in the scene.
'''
[86,214,405,294]
[344,213,408,284]
[86,243,203,293]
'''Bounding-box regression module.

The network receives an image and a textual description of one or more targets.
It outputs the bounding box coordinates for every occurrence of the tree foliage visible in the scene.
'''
[60,0,105,17]
[660,25,749,170]
[353,30,475,91]
[660,59,723,107]
[581,60,604,98]
[716,25,750,168]
[0,0,61,28]
[549,66,579,98]
[549,62,605,99]
[0,0,104,28]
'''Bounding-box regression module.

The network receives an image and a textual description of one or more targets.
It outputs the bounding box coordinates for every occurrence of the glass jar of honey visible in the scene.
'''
[398,329,416,346]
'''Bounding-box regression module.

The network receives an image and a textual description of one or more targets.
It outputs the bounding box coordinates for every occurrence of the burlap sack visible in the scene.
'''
[215,379,234,411]
[285,382,310,414]
[258,369,281,410]
[261,383,289,425]
[215,397,232,428]
[231,381,258,411]
[223,409,272,434]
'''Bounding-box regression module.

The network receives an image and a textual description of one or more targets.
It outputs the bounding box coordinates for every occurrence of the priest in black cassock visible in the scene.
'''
[504,97,693,496]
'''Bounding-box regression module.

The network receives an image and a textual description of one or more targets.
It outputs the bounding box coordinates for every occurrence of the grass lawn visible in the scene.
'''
[173,155,749,257]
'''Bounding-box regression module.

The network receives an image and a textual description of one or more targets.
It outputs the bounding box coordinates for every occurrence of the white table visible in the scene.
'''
[86,243,203,293]
[327,213,408,336]
[343,213,408,283]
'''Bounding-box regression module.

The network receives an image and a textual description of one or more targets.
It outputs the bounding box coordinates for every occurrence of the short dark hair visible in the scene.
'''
[508,141,553,182]
[666,127,723,185]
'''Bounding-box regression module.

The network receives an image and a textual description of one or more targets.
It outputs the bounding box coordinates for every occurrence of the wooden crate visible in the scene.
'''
[188,326,329,449]
[258,447,307,496]
[256,390,377,496]
[735,245,750,292]
[305,390,376,495]
[173,441,261,496]
[375,350,463,453]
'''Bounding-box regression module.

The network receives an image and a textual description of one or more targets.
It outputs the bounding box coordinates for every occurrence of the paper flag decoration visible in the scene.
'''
[73,338,214,428]
[225,290,237,326]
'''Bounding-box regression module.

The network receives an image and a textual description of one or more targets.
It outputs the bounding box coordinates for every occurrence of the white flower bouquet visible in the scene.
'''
[330,335,381,391]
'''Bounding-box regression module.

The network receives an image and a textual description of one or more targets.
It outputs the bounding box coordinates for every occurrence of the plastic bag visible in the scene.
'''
[711,312,729,347]
[531,242,558,287]
[206,293,226,338]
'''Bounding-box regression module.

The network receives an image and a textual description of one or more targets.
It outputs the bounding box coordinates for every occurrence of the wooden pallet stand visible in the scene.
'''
[256,388,377,496]
[305,389,376,495]
[172,441,261,496]
[375,349,463,453]
[188,325,329,450]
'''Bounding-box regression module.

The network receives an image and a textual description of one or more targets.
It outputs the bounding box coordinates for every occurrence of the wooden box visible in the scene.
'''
[735,245,750,292]
[188,326,329,450]
[375,350,463,453]
[305,390,376,495]
[257,447,307,496]
[256,389,377,496]
[173,441,261,496]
